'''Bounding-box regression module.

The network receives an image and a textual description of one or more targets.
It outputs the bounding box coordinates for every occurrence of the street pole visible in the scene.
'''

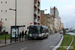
[15,0,17,42]
[15,0,17,30]
[9,0,17,42]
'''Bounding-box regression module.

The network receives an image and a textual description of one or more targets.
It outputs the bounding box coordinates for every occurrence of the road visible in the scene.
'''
[0,33,62,50]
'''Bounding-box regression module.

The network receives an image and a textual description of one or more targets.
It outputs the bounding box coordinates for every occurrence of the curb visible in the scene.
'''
[67,35,74,50]
[0,40,27,48]
[52,35,64,50]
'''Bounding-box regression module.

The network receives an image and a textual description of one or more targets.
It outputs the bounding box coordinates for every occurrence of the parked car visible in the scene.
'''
[60,31,63,34]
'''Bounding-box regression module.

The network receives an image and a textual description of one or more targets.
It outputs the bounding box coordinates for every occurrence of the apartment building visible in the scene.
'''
[49,15,54,33]
[40,10,46,26]
[0,0,41,33]
[50,6,59,32]
[61,23,64,29]
[59,17,61,31]
[45,14,50,29]
[40,11,51,32]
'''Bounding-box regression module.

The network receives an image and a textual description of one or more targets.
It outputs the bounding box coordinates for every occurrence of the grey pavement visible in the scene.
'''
[0,33,62,50]
[0,38,26,47]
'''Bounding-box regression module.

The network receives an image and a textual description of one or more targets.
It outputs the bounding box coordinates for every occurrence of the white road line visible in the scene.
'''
[67,35,74,50]
[21,47,27,50]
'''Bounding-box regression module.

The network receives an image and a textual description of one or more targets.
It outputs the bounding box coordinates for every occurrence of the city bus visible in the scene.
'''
[28,25,49,40]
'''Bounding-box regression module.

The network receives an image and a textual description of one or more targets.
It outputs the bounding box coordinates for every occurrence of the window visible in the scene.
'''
[5,10,7,12]
[1,19,2,21]
[38,4,40,7]
[1,10,3,12]
[38,19,40,21]
[5,18,7,21]
[1,1,2,4]
[5,1,7,4]
[38,11,40,14]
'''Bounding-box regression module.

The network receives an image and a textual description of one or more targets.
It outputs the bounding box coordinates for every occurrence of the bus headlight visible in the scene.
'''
[29,34,32,36]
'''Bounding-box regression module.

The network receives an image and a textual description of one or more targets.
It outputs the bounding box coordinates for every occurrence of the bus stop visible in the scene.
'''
[10,25,25,42]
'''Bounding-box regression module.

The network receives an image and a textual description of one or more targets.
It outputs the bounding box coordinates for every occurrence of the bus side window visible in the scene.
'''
[40,27,43,33]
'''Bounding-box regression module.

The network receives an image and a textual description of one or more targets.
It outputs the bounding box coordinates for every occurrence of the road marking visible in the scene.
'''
[21,47,27,50]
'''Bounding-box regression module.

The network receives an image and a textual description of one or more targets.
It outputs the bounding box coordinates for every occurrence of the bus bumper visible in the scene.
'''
[28,36,43,39]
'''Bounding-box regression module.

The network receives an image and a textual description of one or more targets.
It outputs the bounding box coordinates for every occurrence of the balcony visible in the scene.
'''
[34,0,37,4]
[38,4,40,7]
[34,22,37,25]
[34,8,36,12]
[38,16,40,19]
[34,9,37,15]
[34,5,37,9]
[37,19,40,23]
[38,8,40,11]
[38,1,40,4]
[34,14,37,18]
[38,23,40,25]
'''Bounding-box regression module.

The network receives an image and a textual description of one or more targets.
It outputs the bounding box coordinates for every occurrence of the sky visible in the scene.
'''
[41,0,75,29]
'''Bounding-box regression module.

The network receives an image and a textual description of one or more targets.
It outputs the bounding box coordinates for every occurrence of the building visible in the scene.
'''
[40,11,55,33]
[50,6,59,32]
[0,0,41,33]
[45,14,50,30]
[61,23,64,29]
[54,18,59,31]
[59,17,61,31]
[40,11,51,32]
[40,10,46,26]
[48,15,54,34]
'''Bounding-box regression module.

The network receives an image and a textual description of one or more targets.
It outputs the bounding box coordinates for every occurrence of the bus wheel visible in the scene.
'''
[28,38,31,40]
[46,35,48,38]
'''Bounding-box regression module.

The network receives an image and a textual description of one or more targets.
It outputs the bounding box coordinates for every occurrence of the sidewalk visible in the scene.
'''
[0,38,26,47]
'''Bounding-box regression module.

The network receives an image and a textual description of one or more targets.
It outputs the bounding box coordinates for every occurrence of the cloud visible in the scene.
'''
[41,0,73,3]
[41,0,75,28]
[62,5,75,11]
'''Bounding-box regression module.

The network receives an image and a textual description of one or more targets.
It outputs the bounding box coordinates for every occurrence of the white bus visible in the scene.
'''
[28,25,49,40]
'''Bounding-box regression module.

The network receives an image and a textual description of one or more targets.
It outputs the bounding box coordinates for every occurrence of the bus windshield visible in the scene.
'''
[37,27,41,33]
[29,26,38,34]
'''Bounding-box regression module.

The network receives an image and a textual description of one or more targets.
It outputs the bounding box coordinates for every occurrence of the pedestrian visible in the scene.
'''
[22,31,24,40]
[19,32,21,41]
[25,30,27,39]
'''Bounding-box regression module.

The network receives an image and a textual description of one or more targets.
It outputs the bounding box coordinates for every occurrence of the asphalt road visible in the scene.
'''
[0,33,62,50]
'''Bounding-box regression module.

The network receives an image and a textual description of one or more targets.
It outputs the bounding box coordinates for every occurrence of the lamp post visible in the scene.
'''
[9,0,17,29]
[9,0,17,42]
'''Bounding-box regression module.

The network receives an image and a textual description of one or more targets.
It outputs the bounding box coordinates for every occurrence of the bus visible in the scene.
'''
[28,25,49,40]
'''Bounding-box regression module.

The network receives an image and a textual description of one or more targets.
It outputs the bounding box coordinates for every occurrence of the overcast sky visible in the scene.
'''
[41,0,75,29]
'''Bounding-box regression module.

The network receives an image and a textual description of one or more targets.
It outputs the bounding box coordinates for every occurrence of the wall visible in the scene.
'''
[0,0,34,33]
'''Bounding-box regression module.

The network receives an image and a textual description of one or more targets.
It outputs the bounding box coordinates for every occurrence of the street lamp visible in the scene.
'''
[9,0,17,30]
[9,0,17,42]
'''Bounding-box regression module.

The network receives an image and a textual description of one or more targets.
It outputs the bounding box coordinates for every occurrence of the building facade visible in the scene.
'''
[59,17,61,31]
[61,23,64,29]
[40,10,46,26]
[50,6,59,32]
[45,14,50,30]
[49,15,54,33]
[40,11,51,32]
[0,0,41,33]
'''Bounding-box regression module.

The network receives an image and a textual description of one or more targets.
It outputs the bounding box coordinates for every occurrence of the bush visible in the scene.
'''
[0,32,4,35]
[0,31,8,35]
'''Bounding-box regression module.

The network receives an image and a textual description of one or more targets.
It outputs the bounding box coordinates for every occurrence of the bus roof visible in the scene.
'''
[29,25,48,28]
